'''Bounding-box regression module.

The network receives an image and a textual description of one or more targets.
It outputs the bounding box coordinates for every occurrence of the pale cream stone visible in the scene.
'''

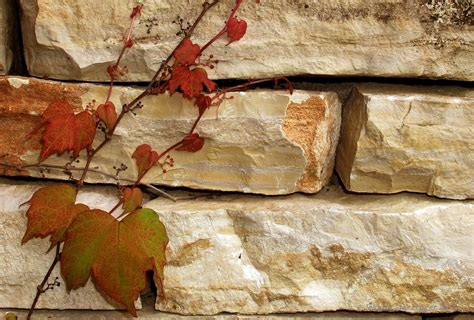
[18,0,474,81]
[0,309,423,319]
[0,179,141,309]
[0,76,341,195]
[336,84,474,200]
[0,0,14,74]
[146,186,474,315]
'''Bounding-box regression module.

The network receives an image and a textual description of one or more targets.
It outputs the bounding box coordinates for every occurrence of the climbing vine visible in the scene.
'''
[0,0,292,318]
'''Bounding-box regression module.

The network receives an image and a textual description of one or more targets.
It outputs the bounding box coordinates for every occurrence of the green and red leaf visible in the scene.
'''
[122,187,143,214]
[96,101,118,132]
[61,208,168,316]
[132,144,159,178]
[22,184,89,248]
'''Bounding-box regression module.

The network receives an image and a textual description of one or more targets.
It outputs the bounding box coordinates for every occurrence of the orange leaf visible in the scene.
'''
[38,101,97,160]
[173,37,201,66]
[132,144,159,178]
[74,111,97,156]
[61,208,168,316]
[168,66,216,99]
[122,187,143,214]
[22,184,89,249]
[96,101,118,132]
[177,133,205,153]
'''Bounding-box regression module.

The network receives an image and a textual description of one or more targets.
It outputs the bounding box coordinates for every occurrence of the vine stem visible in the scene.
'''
[26,245,61,320]
[22,1,266,317]
[77,0,221,188]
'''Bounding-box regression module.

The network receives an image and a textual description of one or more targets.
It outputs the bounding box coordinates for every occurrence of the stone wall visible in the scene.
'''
[0,0,473,318]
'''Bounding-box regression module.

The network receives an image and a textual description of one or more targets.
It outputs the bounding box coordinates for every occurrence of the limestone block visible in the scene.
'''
[18,0,474,81]
[0,76,341,195]
[0,0,15,74]
[0,179,141,309]
[336,84,474,200]
[0,309,423,319]
[148,187,474,315]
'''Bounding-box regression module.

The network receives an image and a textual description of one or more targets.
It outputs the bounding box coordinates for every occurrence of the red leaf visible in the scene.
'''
[22,184,89,249]
[96,101,118,132]
[168,66,216,99]
[74,111,97,156]
[61,208,168,316]
[132,144,159,178]
[38,101,97,160]
[173,38,201,66]
[41,101,73,120]
[122,187,143,214]
[177,133,205,153]
[226,17,247,44]
[195,95,212,115]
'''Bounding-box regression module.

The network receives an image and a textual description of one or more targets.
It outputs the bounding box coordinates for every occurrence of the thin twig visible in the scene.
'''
[27,245,61,320]
[22,1,249,318]
[144,184,179,202]
[0,161,180,202]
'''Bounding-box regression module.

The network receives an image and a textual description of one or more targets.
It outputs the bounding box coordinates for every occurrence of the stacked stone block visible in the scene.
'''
[0,0,473,317]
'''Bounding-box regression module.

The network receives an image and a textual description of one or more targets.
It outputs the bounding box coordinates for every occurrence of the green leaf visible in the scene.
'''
[123,208,168,294]
[61,208,168,316]
[22,184,89,248]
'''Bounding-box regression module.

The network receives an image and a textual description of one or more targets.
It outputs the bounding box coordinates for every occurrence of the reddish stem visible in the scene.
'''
[212,77,293,102]
[28,3,225,317]
[199,0,244,54]
[26,245,61,320]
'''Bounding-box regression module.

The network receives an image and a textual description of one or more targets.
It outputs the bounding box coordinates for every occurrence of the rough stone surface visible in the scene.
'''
[0,179,141,309]
[0,76,341,195]
[336,84,474,200]
[18,0,474,81]
[0,0,15,74]
[0,309,424,319]
[146,186,474,315]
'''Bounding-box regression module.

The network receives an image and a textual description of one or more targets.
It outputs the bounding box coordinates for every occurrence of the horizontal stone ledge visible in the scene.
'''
[146,186,474,315]
[1,178,472,314]
[0,309,424,320]
[0,76,341,195]
[18,1,473,81]
[0,179,141,310]
[336,84,474,200]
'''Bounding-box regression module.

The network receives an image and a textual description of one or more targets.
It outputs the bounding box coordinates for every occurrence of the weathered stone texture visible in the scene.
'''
[0,0,15,74]
[0,309,424,319]
[0,179,141,309]
[0,76,341,195]
[336,84,474,200]
[18,0,474,81]
[148,186,474,315]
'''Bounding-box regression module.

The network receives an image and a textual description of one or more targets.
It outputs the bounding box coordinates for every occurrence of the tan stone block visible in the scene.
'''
[336,84,474,200]
[18,1,474,81]
[0,179,141,309]
[0,309,424,319]
[147,187,474,315]
[0,76,340,195]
